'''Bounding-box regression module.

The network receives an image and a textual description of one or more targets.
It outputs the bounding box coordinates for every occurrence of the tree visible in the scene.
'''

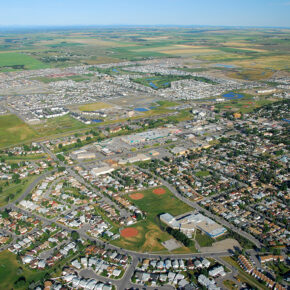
[71,230,80,241]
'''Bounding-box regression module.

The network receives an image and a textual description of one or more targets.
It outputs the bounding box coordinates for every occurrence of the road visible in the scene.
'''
[0,142,258,289]
[138,166,262,249]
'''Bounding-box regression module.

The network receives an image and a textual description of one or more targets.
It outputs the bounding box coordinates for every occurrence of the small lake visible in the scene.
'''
[112,68,119,73]
[215,64,236,69]
[134,108,149,112]
[223,92,245,100]
[92,119,103,123]
[149,82,158,89]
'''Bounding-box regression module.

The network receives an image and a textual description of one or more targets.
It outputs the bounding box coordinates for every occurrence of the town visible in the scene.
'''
[0,25,289,290]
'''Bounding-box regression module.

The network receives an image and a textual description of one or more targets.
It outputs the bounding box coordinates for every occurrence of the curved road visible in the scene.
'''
[1,143,260,289]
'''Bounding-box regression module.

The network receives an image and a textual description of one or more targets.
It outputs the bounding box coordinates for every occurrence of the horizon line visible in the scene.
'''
[0,24,289,29]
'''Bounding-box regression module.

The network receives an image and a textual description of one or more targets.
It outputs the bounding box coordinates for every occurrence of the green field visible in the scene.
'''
[112,186,194,253]
[0,52,47,71]
[0,28,289,70]
[78,102,112,111]
[0,250,46,289]
[0,175,39,207]
[34,74,94,83]
[133,75,192,90]
[222,257,268,290]
[128,187,192,217]
[31,115,88,136]
[0,115,38,148]
[195,230,214,247]
[215,95,277,114]
[0,114,91,149]
[195,170,211,177]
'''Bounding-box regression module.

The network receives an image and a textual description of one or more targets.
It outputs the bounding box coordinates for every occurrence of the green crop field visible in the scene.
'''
[0,52,47,71]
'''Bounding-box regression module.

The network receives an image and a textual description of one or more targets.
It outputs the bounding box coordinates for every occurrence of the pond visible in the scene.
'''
[223,92,244,100]
[134,108,149,112]
[149,82,158,89]
[215,64,236,69]
[92,119,103,123]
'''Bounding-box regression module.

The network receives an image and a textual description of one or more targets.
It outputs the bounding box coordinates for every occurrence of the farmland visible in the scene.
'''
[0,52,47,71]
[0,27,288,71]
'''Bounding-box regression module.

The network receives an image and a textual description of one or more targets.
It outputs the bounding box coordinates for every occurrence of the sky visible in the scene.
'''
[0,0,290,27]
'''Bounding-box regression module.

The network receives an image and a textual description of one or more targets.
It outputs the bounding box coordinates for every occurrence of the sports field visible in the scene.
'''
[112,186,194,253]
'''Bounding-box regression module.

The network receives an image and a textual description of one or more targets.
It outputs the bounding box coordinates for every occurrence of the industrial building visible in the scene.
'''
[121,128,181,145]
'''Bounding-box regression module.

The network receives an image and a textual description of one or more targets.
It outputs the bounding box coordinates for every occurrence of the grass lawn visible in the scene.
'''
[0,115,38,148]
[195,170,211,177]
[34,74,93,83]
[0,175,40,207]
[0,153,47,161]
[127,186,192,218]
[0,52,47,71]
[155,100,179,108]
[112,220,172,252]
[78,102,112,111]
[0,250,46,289]
[227,68,273,81]
[133,75,192,90]
[222,257,268,290]
[112,186,195,253]
[31,115,88,136]
[215,95,277,114]
[223,280,237,290]
[195,230,214,247]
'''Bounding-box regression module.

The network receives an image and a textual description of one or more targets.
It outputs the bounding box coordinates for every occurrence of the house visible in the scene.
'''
[209,266,225,277]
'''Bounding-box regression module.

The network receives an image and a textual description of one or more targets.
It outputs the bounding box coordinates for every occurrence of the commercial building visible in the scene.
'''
[91,166,115,177]
[177,213,226,238]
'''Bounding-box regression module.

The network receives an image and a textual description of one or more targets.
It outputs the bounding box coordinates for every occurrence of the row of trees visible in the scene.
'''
[166,226,193,247]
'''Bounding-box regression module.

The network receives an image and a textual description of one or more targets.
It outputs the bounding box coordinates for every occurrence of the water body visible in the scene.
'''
[149,82,158,89]
[112,68,119,73]
[223,92,244,100]
[92,119,103,123]
[134,108,149,112]
[162,82,170,86]
[215,64,236,69]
